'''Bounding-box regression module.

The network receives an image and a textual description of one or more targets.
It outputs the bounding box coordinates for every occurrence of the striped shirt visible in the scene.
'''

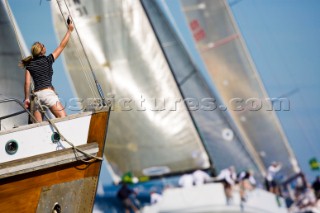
[26,54,55,91]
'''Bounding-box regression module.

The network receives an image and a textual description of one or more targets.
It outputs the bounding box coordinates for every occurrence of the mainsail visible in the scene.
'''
[141,0,262,178]
[0,0,28,130]
[177,0,299,176]
[51,0,210,178]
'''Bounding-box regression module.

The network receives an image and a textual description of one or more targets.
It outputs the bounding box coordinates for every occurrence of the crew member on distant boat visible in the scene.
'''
[192,170,212,186]
[214,166,237,204]
[265,161,282,195]
[117,182,140,213]
[312,176,320,200]
[237,169,256,202]
[178,173,194,188]
[20,17,74,122]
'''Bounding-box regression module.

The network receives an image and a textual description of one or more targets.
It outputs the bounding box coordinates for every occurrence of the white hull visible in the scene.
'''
[0,112,92,163]
[143,183,287,213]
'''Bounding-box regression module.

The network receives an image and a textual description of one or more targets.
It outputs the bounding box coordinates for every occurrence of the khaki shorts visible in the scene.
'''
[35,89,60,109]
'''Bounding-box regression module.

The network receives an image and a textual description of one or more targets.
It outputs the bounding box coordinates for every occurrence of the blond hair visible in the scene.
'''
[19,42,43,67]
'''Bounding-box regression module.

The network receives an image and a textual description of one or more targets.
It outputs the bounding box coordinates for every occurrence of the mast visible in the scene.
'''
[0,0,28,130]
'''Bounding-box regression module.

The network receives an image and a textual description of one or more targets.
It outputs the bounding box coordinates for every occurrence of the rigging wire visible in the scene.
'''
[55,1,99,101]
[56,0,107,106]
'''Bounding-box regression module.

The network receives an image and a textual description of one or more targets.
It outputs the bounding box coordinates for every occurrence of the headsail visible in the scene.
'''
[0,0,28,130]
[142,0,262,179]
[177,0,299,176]
[51,0,210,178]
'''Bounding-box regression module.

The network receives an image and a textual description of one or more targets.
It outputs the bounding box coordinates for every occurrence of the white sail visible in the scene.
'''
[177,0,299,176]
[0,0,28,130]
[142,0,264,180]
[51,0,210,178]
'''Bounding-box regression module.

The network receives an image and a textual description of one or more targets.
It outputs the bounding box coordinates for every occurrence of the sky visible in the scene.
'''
[8,0,320,182]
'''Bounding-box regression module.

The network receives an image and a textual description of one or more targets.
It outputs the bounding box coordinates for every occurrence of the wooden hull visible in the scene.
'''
[0,110,110,213]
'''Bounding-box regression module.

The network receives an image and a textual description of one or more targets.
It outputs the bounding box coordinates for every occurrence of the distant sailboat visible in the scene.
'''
[177,0,300,177]
[0,1,110,212]
[141,0,263,180]
[135,1,297,212]
[138,1,289,212]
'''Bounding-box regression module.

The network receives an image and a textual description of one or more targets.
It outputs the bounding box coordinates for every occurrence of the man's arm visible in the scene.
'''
[52,20,74,60]
[24,70,31,109]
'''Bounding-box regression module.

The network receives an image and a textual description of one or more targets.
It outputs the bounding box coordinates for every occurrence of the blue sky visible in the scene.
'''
[9,0,320,181]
